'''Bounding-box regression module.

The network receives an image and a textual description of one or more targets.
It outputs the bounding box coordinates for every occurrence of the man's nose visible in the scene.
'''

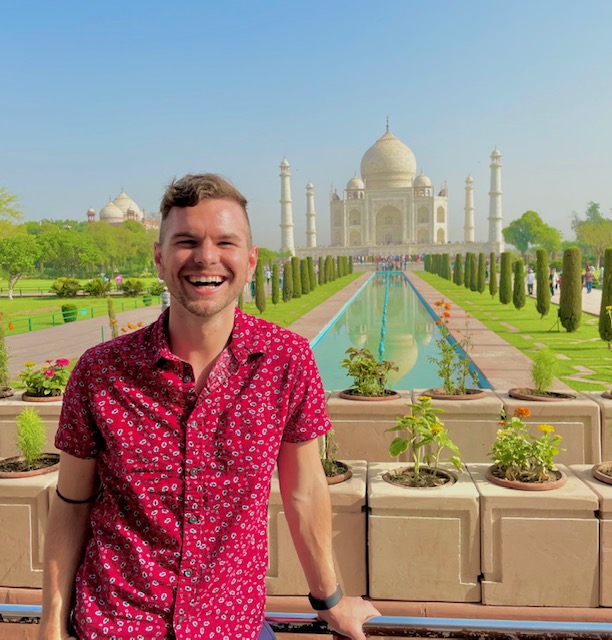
[194,240,219,264]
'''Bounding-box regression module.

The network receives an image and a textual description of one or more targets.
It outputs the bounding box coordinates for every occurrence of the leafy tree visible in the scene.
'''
[598,248,612,347]
[83,277,112,297]
[502,210,562,260]
[255,260,266,314]
[282,260,293,302]
[574,218,612,270]
[534,224,562,256]
[489,252,498,298]
[271,263,280,304]
[558,246,582,332]
[499,252,513,304]
[535,248,550,318]
[291,256,301,298]
[477,253,486,293]
[257,247,277,267]
[453,254,464,286]
[0,232,41,298]
[0,187,23,221]
[121,278,145,297]
[51,277,82,297]
[512,258,526,310]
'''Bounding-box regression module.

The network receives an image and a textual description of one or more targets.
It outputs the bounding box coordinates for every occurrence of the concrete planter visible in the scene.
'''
[368,461,480,602]
[583,393,612,462]
[0,394,62,460]
[412,389,503,463]
[499,392,601,464]
[0,471,58,588]
[469,463,599,607]
[266,460,367,596]
[326,390,411,462]
[570,464,612,607]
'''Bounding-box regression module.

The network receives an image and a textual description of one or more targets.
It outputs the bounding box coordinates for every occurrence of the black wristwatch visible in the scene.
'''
[308,584,343,610]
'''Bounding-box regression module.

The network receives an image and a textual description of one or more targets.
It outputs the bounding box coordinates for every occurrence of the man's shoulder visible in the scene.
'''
[237,311,310,352]
[77,323,154,369]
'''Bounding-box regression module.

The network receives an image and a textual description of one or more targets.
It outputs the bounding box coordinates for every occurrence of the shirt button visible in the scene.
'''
[189,468,199,477]
[190,420,198,428]
[189,515,199,524]
[184,375,191,383]
[183,569,192,577]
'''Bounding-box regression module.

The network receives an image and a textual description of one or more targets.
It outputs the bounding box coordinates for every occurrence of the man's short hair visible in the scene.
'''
[159,173,251,243]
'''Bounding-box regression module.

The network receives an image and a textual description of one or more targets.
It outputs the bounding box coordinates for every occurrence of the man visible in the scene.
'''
[39,174,378,640]
[526,267,535,296]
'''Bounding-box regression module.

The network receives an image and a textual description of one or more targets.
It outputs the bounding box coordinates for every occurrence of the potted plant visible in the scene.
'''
[320,429,352,485]
[19,358,70,401]
[0,312,14,398]
[425,300,484,399]
[385,395,462,487]
[0,407,60,478]
[508,347,575,401]
[339,346,399,400]
[486,407,566,490]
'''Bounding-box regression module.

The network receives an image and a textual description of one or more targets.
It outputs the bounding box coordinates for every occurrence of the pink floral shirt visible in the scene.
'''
[55,309,331,639]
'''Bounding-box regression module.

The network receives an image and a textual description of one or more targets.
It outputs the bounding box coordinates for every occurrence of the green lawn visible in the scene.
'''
[416,271,612,393]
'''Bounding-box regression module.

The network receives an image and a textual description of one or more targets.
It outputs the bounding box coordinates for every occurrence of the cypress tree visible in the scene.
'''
[469,252,478,291]
[512,258,526,310]
[271,263,280,304]
[442,254,451,280]
[499,252,513,304]
[453,254,464,286]
[291,256,302,297]
[331,256,337,280]
[325,256,333,282]
[300,258,310,294]
[489,252,498,298]
[558,246,582,332]
[336,256,342,277]
[282,259,293,302]
[598,248,612,346]
[348,256,353,273]
[464,253,470,288]
[255,260,266,314]
[535,248,550,318]
[477,252,486,293]
[307,256,316,290]
[318,256,324,285]
[424,255,431,272]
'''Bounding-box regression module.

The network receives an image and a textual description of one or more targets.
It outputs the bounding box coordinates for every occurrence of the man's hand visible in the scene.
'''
[316,596,380,640]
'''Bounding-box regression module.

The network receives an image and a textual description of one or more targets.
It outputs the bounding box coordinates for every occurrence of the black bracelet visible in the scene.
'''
[308,584,343,611]
[55,485,103,504]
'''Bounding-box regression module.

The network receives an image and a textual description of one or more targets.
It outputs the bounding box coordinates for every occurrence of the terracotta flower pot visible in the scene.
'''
[592,461,612,485]
[0,386,14,399]
[485,465,567,491]
[338,389,400,401]
[423,388,487,401]
[21,392,64,403]
[383,465,458,489]
[508,387,576,402]
[602,391,612,400]
[0,453,60,478]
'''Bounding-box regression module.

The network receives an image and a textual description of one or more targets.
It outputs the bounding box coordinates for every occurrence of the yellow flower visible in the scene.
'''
[431,425,444,434]
[417,395,431,402]
[607,305,612,311]
[23,361,36,367]
[537,424,555,434]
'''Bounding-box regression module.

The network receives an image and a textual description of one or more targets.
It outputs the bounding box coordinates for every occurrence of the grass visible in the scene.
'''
[416,271,612,393]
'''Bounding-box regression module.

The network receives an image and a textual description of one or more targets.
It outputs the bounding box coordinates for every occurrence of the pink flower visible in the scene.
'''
[56,358,70,368]
[44,369,55,378]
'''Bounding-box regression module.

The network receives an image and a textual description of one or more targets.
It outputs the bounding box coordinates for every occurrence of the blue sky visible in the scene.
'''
[2,0,611,250]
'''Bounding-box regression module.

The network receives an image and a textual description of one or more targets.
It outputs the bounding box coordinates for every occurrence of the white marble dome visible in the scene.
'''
[360,129,417,190]
[99,201,124,222]
[113,191,143,221]
[346,175,365,191]
[413,172,432,187]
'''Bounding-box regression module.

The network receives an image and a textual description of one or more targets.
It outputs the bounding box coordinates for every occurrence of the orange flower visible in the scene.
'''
[111,319,117,324]
[121,327,127,333]
[444,303,451,311]
[435,319,442,326]
[434,300,444,307]
[514,407,531,419]
[443,311,451,318]
[7,322,14,330]
[137,322,143,327]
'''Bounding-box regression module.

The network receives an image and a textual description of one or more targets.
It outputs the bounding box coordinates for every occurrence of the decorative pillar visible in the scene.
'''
[279,158,295,255]
[464,176,475,242]
[488,149,504,247]
[305,181,317,248]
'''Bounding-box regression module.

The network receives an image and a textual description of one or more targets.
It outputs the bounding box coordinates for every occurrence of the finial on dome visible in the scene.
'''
[385,116,390,133]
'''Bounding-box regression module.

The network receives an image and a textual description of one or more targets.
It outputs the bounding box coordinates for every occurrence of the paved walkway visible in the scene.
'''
[4,271,605,390]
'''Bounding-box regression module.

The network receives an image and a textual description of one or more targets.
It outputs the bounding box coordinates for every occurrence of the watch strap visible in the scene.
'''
[308,583,343,611]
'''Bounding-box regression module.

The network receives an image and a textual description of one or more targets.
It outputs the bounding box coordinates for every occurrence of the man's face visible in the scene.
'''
[154,198,258,320]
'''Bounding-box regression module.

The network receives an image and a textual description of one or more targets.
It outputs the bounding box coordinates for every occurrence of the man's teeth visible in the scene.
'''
[187,276,224,285]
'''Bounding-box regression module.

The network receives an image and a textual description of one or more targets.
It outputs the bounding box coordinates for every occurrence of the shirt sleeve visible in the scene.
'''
[282,338,332,443]
[55,350,102,459]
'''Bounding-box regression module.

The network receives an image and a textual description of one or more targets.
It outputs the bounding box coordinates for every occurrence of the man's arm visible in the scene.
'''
[277,439,379,640]
[39,452,99,640]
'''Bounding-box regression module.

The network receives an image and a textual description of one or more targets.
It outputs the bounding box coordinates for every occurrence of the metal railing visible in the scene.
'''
[2,606,612,639]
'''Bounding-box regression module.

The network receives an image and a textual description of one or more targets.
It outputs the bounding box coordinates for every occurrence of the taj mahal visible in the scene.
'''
[282,124,505,259]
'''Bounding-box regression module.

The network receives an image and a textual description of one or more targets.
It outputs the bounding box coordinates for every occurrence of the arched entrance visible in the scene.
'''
[375,206,402,245]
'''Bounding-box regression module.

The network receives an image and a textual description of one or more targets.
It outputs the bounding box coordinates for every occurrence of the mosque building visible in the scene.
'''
[283,124,505,258]
[86,190,160,230]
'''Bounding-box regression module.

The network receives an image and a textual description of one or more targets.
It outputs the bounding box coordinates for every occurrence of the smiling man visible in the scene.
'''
[39,174,378,640]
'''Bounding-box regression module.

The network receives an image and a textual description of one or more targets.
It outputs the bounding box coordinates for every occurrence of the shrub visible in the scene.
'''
[348,256,353,274]
[271,263,280,305]
[442,253,452,280]
[477,253,486,293]
[489,252,498,298]
[340,347,398,397]
[255,260,266,314]
[469,252,478,291]
[318,256,325,285]
[463,253,470,289]
[83,277,112,297]
[300,259,310,295]
[307,256,316,290]
[598,248,612,347]
[61,303,78,323]
[453,254,464,286]
[282,260,293,302]
[121,278,145,297]
[499,252,513,304]
[512,258,526,310]
[291,256,302,298]
[16,407,46,467]
[50,277,81,298]
[558,246,582,332]
[149,281,166,296]
[536,248,550,318]
[532,347,557,394]
[142,294,153,307]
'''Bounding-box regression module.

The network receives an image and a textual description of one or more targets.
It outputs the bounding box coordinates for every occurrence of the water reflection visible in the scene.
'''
[312,273,443,391]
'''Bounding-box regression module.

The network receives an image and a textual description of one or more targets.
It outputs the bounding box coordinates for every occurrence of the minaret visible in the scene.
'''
[463,176,475,242]
[279,158,295,255]
[305,181,317,248]
[488,148,504,245]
